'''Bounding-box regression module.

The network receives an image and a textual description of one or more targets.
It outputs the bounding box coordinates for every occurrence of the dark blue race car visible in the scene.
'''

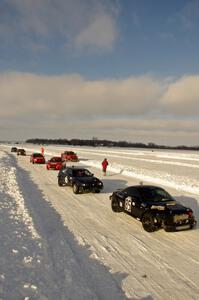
[110,185,196,232]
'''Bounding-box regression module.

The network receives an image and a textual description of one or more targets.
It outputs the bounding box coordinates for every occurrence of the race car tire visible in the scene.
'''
[164,226,174,232]
[73,184,79,194]
[58,179,64,187]
[142,213,157,232]
[111,198,122,213]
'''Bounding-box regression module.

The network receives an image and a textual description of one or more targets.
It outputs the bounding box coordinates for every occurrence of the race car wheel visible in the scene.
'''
[164,226,174,232]
[142,213,157,232]
[94,189,100,193]
[58,179,64,187]
[111,198,122,213]
[73,184,79,194]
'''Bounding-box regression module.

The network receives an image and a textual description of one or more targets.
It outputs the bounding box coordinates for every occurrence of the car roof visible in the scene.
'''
[66,166,87,170]
[126,185,165,191]
[64,150,74,153]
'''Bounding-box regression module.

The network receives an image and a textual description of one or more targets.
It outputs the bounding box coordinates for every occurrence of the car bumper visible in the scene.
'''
[35,160,45,164]
[164,218,197,231]
[82,184,103,192]
[48,165,62,170]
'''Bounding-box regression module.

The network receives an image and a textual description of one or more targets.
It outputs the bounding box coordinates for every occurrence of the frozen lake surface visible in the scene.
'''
[1,144,199,300]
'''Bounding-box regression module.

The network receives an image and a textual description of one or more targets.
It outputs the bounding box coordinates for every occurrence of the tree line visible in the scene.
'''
[25,138,199,151]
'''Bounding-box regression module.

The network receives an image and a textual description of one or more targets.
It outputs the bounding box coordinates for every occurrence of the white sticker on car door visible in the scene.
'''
[124,197,132,212]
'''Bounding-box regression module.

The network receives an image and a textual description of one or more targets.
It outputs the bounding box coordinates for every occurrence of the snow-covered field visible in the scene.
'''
[1,144,199,300]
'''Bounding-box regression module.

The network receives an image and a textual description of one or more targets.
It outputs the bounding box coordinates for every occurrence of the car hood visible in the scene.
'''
[76,176,100,183]
[149,200,187,212]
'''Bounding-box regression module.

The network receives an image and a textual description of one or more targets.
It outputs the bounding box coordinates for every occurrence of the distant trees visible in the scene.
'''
[25,138,199,151]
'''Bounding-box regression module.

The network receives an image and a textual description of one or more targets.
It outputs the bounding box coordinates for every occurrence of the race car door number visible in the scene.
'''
[124,197,132,212]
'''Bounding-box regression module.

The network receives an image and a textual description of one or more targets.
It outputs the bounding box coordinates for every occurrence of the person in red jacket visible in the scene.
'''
[102,158,108,176]
[41,147,44,155]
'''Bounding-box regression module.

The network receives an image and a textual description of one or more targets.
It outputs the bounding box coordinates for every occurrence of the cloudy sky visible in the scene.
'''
[0,0,199,146]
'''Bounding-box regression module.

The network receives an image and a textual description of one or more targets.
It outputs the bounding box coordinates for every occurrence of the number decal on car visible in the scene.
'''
[124,197,132,212]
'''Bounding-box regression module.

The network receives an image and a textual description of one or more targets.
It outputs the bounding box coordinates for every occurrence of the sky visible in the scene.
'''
[0,0,199,146]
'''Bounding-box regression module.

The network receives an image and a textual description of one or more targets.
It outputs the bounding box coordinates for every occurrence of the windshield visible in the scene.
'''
[138,187,173,203]
[74,169,92,177]
[51,157,62,162]
[33,153,43,157]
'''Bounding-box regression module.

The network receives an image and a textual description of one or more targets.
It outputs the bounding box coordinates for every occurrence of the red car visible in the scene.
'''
[61,151,78,162]
[30,153,45,164]
[46,156,63,170]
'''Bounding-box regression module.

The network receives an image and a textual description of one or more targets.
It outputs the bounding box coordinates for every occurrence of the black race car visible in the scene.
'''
[110,185,196,232]
[17,148,26,156]
[58,166,103,194]
[11,147,17,152]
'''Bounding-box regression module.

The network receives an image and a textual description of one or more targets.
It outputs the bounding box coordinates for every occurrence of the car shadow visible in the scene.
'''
[175,195,199,229]
[101,178,129,194]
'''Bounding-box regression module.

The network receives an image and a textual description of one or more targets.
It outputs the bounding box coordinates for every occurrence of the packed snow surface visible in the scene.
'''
[1,144,199,300]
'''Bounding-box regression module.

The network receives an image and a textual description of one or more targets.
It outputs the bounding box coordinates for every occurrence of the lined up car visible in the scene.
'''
[11,147,17,152]
[30,153,45,164]
[46,156,63,170]
[11,146,197,234]
[110,185,196,232]
[61,151,78,162]
[58,166,103,194]
[17,148,26,156]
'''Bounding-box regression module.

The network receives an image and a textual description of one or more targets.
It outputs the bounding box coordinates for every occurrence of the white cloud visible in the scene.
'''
[0,72,199,145]
[179,0,199,30]
[161,75,199,115]
[0,72,162,118]
[0,0,119,52]
[75,14,118,50]
[169,0,199,30]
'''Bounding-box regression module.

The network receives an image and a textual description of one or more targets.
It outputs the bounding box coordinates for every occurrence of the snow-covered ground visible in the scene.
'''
[1,144,199,300]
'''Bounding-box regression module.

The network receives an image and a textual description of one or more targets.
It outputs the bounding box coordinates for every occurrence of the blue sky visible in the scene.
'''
[0,0,199,146]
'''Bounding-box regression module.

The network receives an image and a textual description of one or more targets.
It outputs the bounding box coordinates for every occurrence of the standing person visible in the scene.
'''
[102,158,108,176]
[41,147,44,156]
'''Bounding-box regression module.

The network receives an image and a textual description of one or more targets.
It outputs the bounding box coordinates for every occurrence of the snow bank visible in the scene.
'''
[80,159,199,195]
[0,151,40,240]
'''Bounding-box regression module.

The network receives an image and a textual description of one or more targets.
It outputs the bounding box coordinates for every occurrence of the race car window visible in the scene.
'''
[33,153,43,157]
[67,169,73,176]
[138,187,173,203]
[84,169,92,176]
[123,187,140,199]
[61,168,67,174]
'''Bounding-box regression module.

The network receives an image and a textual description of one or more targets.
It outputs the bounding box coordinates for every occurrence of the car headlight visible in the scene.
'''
[98,182,102,185]
[82,183,86,186]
